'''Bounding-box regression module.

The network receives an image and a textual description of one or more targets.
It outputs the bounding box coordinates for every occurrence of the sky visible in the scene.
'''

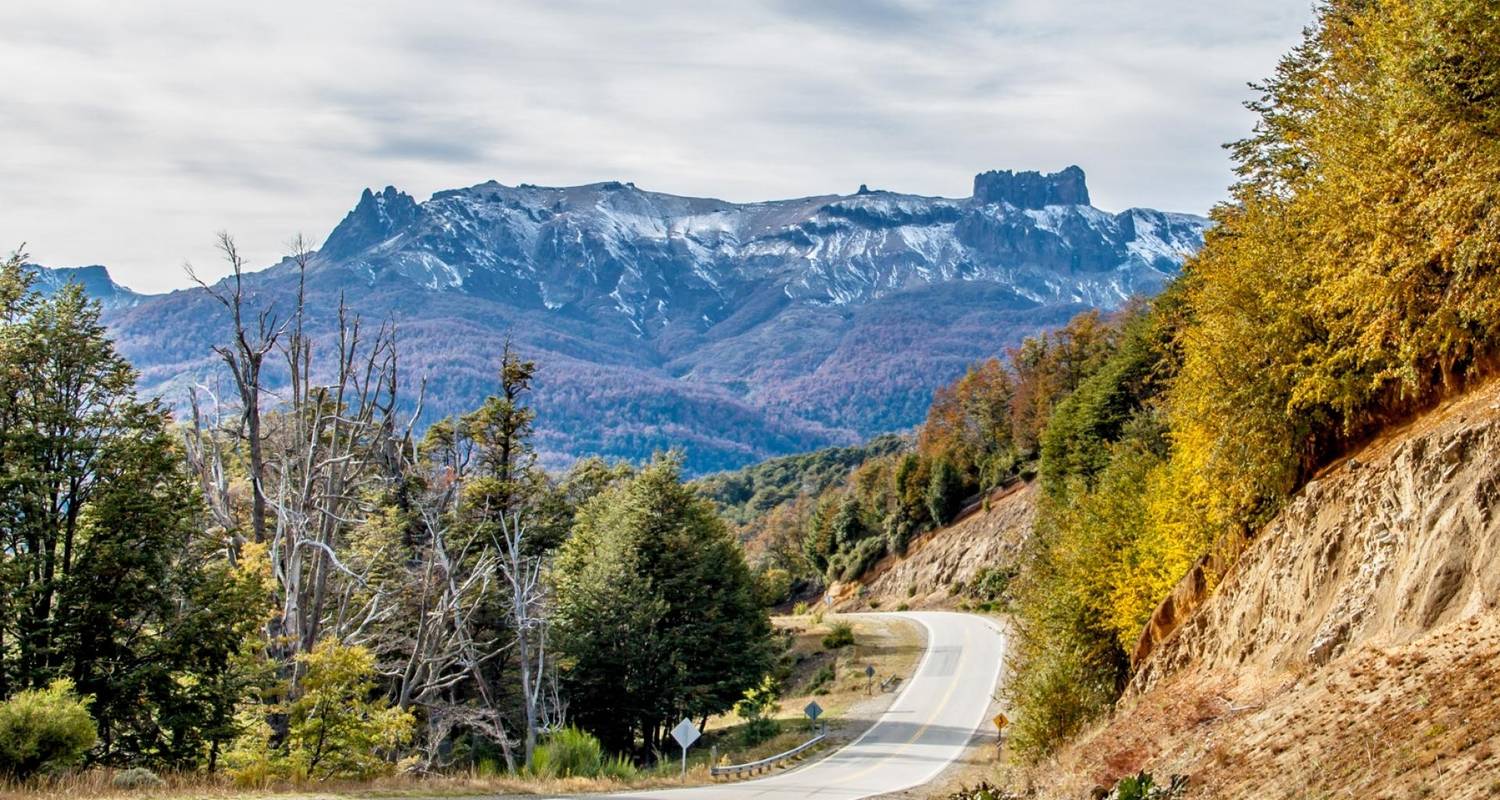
[1,0,1313,293]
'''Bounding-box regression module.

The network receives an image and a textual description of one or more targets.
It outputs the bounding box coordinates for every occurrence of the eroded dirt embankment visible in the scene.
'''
[1027,380,1500,799]
[834,481,1034,610]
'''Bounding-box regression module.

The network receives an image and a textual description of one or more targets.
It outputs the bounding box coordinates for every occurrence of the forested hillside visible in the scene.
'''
[989,0,1500,767]
[696,434,910,526]
[719,308,1133,606]
[36,167,1207,474]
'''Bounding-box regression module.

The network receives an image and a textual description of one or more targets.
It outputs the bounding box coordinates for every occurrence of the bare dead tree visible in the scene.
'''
[492,508,562,768]
[184,233,553,771]
[267,297,400,655]
[188,232,282,545]
[183,383,242,562]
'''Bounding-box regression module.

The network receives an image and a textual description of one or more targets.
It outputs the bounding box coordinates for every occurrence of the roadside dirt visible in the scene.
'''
[833,483,1034,612]
[1017,378,1500,799]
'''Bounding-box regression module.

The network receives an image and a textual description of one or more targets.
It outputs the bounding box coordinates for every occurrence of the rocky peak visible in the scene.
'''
[320,185,422,260]
[23,263,143,309]
[971,165,1090,208]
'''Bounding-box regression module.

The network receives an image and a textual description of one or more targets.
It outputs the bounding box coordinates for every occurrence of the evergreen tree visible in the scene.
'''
[0,255,263,767]
[461,342,542,532]
[925,457,964,526]
[552,456,773,757]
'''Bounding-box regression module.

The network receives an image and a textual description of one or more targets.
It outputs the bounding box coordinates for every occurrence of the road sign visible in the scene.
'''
[993,713,1008,730]
[865,664,876,695]
[804,701,823,721]
[864,664,875,678]
[672,718,701,749]
[671,718,700,778]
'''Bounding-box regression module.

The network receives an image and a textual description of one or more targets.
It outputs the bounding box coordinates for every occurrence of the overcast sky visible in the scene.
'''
[2,0,1312,293]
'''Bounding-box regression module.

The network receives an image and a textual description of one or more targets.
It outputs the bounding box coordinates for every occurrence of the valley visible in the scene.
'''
[5,0,1500,797]
[29,168,1205,474]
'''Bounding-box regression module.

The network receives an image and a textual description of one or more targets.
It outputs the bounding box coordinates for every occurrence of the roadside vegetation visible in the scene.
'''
[1003,0,1500,761]
[708,0,1500,771]
[0,236,940,798]
[5,0,1494,793]
[0,248,778,792]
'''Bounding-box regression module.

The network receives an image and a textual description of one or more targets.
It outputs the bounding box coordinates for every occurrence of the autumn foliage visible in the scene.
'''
[1006,0,1500,758]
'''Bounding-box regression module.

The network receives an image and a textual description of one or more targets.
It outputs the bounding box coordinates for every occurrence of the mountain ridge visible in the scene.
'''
[32,166,1209,473]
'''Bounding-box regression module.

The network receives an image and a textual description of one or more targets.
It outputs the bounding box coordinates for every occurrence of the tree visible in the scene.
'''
[919,358,1016,487]
[491,510,560,769]
[1008,311,1119,455]
[188,233,284,547]
[552,456,773,757]
[188,234,418,751]
[460,342,541,537]
[925,457,964,526]
[0,252,262,767]
[227,641,414,782]
[830,495,868,550]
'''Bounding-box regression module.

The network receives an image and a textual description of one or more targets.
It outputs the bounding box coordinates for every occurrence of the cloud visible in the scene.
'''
[0,0,1312,292]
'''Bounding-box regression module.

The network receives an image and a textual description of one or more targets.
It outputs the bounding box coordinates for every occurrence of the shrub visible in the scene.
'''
[1110,771,1188,799]
[944,780,1022,799]
[824,553,844,583]
[756,567,793,607]
[530,726,636,780]
[792,601,810,616]
[885,513,917,557]
[822,622,855,649]
[840,536,887,582]
[805,664,835,695]
[111,767,166,790]
[225,641,416,784]
[733,676,781,746]
[599,753,638,781]
[0,680,98,780]
[1004,641,1118,761]
[966,566,1017,603]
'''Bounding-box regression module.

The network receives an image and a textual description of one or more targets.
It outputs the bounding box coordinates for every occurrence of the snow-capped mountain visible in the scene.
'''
[310,165,1204,334]
[24,264,144,310]
[36,166,1209,473]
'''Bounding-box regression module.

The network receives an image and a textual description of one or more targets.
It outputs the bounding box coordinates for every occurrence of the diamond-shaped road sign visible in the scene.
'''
[671,718,701,749]
[865,664,876,678]
[804,700,823,721]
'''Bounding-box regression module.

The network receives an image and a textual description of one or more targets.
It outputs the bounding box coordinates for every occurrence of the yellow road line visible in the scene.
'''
[823,625,973,787]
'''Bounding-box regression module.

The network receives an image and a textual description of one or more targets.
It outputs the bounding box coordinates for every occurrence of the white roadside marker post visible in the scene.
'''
[672,718,701,781]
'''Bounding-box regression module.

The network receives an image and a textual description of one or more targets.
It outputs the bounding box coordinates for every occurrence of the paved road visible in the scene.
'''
[605,611,1007,800]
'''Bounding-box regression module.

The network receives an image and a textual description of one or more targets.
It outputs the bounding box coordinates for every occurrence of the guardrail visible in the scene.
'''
[709,725,827,777]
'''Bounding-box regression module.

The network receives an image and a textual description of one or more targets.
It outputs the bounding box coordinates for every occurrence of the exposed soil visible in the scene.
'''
[1015,378,1500,799]
[833,482,1035,612]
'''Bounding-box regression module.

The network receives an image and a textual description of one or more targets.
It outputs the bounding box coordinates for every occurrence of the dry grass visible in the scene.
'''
[0,761,776,800]
[758,613,925,744]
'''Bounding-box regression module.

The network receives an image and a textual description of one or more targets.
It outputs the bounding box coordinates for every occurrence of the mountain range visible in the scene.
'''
[31,166,1209,473]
